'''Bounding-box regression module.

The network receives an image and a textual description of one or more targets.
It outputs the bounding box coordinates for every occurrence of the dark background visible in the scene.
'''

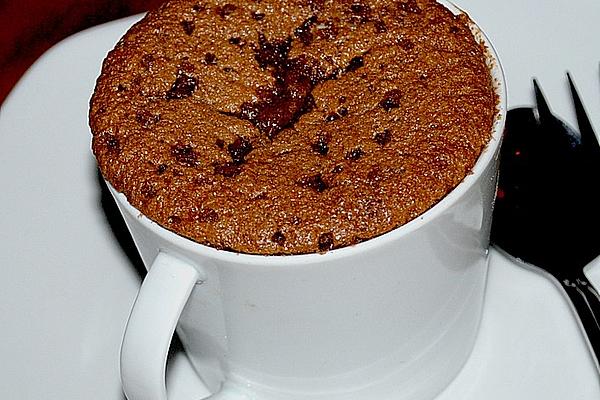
[0,0,164,105]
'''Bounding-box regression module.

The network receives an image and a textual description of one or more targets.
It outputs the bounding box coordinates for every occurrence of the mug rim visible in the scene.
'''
[107,1,508,267]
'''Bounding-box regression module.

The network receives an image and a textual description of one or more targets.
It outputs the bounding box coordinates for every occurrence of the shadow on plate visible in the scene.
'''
[96,169,146,280]
[95,169,189,398]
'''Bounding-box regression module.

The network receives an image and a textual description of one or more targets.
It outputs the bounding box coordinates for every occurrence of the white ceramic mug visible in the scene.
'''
[111,4,507,400]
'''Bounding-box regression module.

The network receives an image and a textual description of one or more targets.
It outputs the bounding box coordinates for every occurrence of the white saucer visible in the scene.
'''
[1,1,600,398]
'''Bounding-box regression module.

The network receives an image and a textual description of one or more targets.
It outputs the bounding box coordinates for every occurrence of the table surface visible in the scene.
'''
[0,0,164,104]
[1,1,599,399]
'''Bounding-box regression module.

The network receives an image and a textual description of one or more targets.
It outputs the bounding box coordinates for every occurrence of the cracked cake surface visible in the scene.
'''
[89,0,498,255]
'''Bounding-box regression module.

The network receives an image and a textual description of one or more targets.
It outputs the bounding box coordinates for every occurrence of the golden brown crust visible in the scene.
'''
[89,0,497,255]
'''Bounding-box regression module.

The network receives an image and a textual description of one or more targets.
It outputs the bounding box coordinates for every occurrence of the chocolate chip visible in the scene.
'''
[157,164,168,174]
[166,72,197,99]
[332,164,344,174]
[214,162,241,177]
[295,16,317,45]
[240,55,318,139]
[181,20,195,35]
[285,56,326,85]
[254,33,292,69]
[367,167,382,182]
[338,96,347,104]
[271,230,286,245]
[398,0,422,14]
[269,110,298,137]
[204,52,217,65]
[299,173,329,192]
[311,135,329,155]
[192,4,205,12]
[318,232,334,251]
[252,191,268,200]
[325,113,339,122]
[168,215,182,224]
[116,84,126,92]
[227,136,253,165]
[374,129,391,146]
[450,26,459,33]
[379,89,402,111]
[216,3,236,18]
[346,56,364,72]
[397,38,415,50]
[171,144,199,167]
[136,110,160,128]
[225,38,324,140]
[252,11,265,20]
[374,19,388,33]
[240,102,260,121]
[346,148,364,161]
[215,138,225,149]
[349,3,371,23]
[253,99,298,139]
[229,37,245,47]
[350,3,367,13]
[256,85,283,100]
[325,105,348,121]
[301,93,316,114]
[106,136,120,152]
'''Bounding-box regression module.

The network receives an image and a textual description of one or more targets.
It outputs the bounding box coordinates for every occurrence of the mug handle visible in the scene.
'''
[120,252,250,400]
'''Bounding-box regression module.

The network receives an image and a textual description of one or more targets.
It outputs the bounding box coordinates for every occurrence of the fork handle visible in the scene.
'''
[560,272,600,370]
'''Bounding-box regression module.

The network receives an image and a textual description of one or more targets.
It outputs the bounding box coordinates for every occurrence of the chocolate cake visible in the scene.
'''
[89,0,498,255]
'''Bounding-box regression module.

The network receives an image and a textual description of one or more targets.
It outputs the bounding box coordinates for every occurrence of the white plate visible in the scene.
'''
[1,1,599,398]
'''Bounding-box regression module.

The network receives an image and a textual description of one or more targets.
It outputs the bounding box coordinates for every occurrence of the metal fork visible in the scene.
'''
[491,72,600,369]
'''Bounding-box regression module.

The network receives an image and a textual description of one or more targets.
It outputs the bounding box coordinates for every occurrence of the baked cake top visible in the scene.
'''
[90,0,498,255]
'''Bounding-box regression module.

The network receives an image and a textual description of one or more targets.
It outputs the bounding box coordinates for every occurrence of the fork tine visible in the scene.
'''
[533,78,554,125]
[566,72,599,148]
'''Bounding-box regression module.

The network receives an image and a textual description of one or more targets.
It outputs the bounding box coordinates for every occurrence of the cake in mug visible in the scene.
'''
[89,0,498,255]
